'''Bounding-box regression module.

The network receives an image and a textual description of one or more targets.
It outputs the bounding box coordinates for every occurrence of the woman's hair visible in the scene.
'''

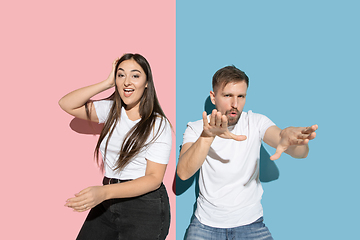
[86,53,169,171]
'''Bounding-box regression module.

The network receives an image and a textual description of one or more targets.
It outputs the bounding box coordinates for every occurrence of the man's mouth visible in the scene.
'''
[224,109,241,126]
[227,110,239,118]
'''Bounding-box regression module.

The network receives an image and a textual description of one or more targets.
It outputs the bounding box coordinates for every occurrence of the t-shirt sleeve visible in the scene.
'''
[256,113,276,140]
[93,100,113,124]
[183,121,201,145]
[145,118,172,165]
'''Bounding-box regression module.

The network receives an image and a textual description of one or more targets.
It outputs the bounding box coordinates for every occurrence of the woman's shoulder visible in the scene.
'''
[153,114,172,133]
[154,114,171,126]
[93,99,114,109]
[92,100,115,123]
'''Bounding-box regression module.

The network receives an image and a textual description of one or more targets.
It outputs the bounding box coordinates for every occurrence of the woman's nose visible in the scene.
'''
[124,76,131,85]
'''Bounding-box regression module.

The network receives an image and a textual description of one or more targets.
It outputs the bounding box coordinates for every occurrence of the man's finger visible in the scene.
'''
[202,111,209,127]
[270,145,287,160]
[270,151,282,161]
[291,138,309,145]
[215,112,222,127]
[221,115,228,129]
[301,124,318,134]
[297,133,312,139]
[209,110,217,126]
[230,133,247,141]
[308,132,316,140]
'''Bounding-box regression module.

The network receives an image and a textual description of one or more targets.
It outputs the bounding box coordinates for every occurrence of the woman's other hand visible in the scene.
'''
[65,186,106,212]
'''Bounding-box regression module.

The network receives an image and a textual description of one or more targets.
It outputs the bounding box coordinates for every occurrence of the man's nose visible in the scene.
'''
[231,97,238,108]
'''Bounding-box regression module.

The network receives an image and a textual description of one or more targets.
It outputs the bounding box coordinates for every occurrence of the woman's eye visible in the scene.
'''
[133,75,140,78]
[118,74,124,78]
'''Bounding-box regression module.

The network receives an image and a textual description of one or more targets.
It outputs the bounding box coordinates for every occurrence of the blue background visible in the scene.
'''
[176,0,359,239]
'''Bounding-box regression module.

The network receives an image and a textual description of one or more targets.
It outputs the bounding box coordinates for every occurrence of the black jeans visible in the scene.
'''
[76,182,170,240]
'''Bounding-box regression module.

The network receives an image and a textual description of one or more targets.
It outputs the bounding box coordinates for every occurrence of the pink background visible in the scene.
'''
[0,0,176,239]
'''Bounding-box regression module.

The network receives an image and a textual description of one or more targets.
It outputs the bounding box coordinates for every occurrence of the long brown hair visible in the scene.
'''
[87,53,169,171]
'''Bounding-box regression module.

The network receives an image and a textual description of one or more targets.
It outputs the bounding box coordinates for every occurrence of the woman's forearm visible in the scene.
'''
[59,59,117,118]
[58,80,112,114]
[102,175,163,200]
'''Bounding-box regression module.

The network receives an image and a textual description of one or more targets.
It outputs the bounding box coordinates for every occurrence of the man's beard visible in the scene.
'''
[225,109,241,126]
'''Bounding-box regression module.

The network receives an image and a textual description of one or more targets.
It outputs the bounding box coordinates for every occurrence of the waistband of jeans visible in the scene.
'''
[103,177,132,185]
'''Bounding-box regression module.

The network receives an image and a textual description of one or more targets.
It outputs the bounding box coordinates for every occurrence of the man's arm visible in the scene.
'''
[177,110,246,180]
[177,138,213,181]
[263,125,318,160]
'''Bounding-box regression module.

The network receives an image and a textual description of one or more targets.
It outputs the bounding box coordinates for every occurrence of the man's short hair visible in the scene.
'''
[212,65,249,92]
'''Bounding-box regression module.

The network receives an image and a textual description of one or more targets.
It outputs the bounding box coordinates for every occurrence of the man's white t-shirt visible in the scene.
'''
[94,100,172,180]
[183,110,275,228]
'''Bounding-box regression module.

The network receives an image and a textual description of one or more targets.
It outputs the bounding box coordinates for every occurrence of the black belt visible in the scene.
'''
[103,177,132,185]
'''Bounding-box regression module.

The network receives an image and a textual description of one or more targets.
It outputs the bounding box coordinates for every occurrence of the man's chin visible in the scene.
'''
[227,115,240,126]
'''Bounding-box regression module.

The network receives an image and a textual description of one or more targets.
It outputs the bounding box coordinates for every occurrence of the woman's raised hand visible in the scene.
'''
[58,58,121,122]
[104,58,119,88]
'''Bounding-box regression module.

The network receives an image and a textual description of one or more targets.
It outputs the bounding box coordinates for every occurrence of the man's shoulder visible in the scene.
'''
[183,118,203,138]
[181,118,202,144]
[242,110,270,122]
[241,110,275,133]
[187,118,203,128]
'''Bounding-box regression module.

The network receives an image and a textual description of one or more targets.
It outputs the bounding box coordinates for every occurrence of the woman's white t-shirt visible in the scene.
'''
[93,100,172,180]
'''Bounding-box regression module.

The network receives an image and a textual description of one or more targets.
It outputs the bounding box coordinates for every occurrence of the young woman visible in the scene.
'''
[59,53,172,240]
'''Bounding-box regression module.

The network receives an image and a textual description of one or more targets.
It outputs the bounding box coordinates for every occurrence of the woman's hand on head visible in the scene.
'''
[104,58,119,88]
[65,186,106,212]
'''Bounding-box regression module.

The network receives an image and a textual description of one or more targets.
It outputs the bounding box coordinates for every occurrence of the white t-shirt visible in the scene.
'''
[94,100,172,180]
[183,110,275,228]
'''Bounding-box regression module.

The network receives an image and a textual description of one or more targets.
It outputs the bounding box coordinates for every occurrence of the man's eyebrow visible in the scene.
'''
[222,92,247,96]
[118,68,141,73]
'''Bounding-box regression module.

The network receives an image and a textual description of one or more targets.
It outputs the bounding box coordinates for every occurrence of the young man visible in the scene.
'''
[177,66,318,240]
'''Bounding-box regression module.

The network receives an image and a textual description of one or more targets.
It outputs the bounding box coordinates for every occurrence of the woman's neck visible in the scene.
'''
[124,105,141,121]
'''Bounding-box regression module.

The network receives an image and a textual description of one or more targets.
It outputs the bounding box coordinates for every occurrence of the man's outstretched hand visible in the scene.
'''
[270,124,318,160]
[201,109,247,141]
